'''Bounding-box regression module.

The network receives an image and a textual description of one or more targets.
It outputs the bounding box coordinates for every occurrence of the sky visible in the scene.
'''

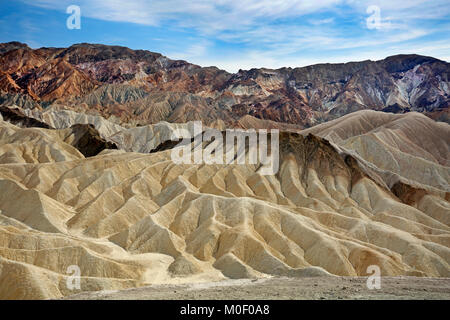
[0,0,449,72]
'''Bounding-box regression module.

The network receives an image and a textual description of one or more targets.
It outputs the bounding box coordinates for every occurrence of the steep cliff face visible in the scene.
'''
[0,42,448,127]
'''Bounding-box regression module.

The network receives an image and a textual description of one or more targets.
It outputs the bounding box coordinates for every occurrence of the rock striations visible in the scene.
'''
[0,106,448,299]
[0,42,448,128]
[0,41,448,299]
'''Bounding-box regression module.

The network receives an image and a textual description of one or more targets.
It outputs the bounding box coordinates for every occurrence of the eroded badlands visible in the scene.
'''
[0,109,449,299]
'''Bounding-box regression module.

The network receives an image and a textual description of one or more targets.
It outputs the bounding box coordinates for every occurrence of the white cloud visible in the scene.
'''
[24,0,344,29]
[168,40,212,61]
[199,41,450,73]
[20,0,450,72]
[309,18,334,25]
[24,0,450,29]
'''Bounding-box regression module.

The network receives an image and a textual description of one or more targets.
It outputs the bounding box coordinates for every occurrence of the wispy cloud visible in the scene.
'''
[168,39,212,61]
[24,0,344,28]
[12,0,450,71]
[309,18,335,25]
[23,0,450,29]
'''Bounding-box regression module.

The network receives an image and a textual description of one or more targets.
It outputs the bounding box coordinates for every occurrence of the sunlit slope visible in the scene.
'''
[302,110,450,192]
[0,117,448,299]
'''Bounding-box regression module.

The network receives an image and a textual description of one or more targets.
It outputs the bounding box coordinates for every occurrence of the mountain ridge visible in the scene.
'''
[0,107,449,299]
[0,41,448,128]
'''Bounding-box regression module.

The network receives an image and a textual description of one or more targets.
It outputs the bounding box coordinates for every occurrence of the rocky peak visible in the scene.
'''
[0,42,448,128]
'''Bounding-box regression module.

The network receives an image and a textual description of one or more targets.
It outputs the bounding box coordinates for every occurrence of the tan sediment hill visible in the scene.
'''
[21,108,206,153]
[301,110,450,192]
[301,110,449,166]
[0,117,118,164]
[0,112,449,299]
[0,120,84,164]
[19,107,450,192]
[20,107,300,153]
[1,42,449,127]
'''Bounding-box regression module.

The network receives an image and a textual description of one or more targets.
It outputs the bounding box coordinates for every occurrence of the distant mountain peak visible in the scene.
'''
[0,42,448,127]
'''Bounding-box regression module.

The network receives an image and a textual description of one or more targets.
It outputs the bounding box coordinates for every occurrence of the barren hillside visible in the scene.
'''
[0,108,448,299]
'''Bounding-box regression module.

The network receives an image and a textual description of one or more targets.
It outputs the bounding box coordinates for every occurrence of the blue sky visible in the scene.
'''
[1,0,449,72]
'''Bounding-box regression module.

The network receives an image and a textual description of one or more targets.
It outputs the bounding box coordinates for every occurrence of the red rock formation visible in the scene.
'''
[0,42,448,128]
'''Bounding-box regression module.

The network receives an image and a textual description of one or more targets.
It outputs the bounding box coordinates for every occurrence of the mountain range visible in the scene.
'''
[0,42,448,128]
[0,42,448,299]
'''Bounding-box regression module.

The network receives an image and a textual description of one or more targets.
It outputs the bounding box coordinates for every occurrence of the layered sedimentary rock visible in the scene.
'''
[0,109,448,299]
[0,106,50,129]
[0,42,448,128]
[301,110,450,192]
[0,41,448,300]
[0,115,117,163]
[17,106,450,192]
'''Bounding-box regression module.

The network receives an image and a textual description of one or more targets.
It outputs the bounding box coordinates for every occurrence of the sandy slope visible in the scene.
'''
[22,108,450,191]
[0,110,449,299]
[301,110,450,192]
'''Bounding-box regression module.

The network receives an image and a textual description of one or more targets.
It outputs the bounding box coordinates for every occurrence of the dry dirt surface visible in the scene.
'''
[63,276,450,300]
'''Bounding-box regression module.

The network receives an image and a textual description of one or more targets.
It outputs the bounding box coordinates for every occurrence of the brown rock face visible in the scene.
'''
[0,105,51,128]
[0,106,116,157]
[0,41,30,54]
[0,42,448,128]
[57,124,118,157]
[18,58,99,101]
[391,181,428,205]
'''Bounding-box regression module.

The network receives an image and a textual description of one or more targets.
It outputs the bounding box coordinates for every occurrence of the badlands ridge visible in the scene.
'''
[0,107,449,299]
